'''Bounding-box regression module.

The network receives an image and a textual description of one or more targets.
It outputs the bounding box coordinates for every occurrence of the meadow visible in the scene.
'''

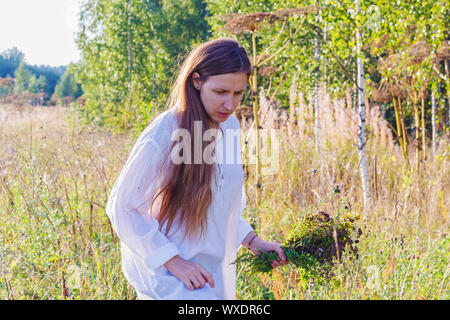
[0,92,448,299]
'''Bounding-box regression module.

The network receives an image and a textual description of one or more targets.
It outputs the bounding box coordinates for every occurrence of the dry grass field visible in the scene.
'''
[0,96,448,299]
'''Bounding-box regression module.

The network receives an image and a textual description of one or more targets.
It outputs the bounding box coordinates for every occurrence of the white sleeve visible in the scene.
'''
[106,138,180,271]
[237,185,254,247]
[233,115,254,246]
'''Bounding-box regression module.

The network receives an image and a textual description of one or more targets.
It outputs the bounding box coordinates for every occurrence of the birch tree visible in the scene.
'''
[355,0,371,212]
[313,0,322,154]
[432,90,437,154]
[76,0,209,130]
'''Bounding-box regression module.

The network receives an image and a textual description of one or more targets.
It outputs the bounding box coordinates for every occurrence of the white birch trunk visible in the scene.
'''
[356,0,371,213]
[314,2,321,154]
[431,89,437,155]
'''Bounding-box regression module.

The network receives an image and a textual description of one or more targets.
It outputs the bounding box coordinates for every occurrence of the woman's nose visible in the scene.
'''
[223,97,234,111]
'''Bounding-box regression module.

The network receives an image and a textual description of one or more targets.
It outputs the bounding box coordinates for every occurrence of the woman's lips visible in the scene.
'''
[217,112,230,118]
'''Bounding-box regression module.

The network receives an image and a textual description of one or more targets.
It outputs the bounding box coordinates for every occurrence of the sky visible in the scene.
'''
[0,0,82,67]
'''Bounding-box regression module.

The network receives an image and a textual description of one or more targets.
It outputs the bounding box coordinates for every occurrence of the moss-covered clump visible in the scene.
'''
[234,211,361,279]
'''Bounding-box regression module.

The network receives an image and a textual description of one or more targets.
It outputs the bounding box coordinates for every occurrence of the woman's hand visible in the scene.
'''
[163,255,215,291]
[243,233,289,269]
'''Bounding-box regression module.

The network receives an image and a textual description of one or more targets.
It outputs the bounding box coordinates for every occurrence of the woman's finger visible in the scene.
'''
[280,260,289,266]
[184,279,194,290]
[198,265,215,288]
[191,278,201,289]
[195,274,206,288]
[274,245,287,261]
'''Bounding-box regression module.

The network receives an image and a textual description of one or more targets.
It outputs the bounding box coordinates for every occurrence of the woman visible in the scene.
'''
[106,38,287,300]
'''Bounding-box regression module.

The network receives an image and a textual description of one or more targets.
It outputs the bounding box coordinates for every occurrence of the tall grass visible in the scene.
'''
[0,94,448,300]
[0,104,136,299]
[237,87,449,299]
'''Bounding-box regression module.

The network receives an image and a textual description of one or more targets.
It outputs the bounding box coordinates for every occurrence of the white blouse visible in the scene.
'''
[105,106,254,300]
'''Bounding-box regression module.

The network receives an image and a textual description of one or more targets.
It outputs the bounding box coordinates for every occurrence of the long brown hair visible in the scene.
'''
[151,38,251,241]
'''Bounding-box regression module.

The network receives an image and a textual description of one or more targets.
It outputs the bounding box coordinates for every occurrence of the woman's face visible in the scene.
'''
[193,72,248,123]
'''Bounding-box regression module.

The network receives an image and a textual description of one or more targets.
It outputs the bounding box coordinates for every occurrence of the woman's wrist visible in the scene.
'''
[163,255,181,269]
[243,232,258,249]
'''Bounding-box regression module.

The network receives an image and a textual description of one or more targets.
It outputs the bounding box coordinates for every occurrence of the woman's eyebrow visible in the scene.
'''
[214,88,246,92]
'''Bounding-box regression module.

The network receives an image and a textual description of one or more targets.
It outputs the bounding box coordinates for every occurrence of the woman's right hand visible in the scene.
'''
[163,255,215,291]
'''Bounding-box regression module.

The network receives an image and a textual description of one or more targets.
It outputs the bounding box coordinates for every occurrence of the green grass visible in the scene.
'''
[0,104,448,299]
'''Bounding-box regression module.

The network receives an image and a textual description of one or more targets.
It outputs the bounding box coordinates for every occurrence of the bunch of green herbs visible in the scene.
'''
[234,211,361,279]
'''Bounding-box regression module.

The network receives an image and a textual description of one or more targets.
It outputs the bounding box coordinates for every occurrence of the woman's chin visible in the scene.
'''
[215,113,230,122]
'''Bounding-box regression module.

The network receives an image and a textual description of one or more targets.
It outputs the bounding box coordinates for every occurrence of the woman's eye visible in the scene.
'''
[214,91,243,95]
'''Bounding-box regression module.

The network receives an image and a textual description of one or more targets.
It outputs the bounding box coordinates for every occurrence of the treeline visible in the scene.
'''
[0,47,82,105]
[3,0,447,170]
[71,0,449,143]
[74,0,209,129]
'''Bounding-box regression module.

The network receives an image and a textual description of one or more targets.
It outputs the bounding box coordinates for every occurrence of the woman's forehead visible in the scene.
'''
[206,72,248,90]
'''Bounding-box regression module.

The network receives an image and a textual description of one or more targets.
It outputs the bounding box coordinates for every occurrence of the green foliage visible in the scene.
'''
[234,211,361,282]
[207,0,449,138]
[75,0,209,131]
[54,63,83,101]
[0,47,66,99]
[1,97,449,299]
[0,47,25,78]
[0,79,14,97]
[13,60,33,93]
[207,0,318,106]
[70,0,449,137]
[0,108,136,299]
[13,60,46,94]
[27,64,66,98]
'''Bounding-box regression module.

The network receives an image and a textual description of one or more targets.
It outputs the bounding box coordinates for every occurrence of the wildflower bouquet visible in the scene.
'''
[234,211,362,278]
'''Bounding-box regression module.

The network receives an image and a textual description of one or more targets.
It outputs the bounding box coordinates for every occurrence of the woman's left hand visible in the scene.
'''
[247,236,289,269]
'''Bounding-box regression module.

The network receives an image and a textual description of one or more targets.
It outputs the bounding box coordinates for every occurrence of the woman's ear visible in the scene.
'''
[192,72,201,90]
